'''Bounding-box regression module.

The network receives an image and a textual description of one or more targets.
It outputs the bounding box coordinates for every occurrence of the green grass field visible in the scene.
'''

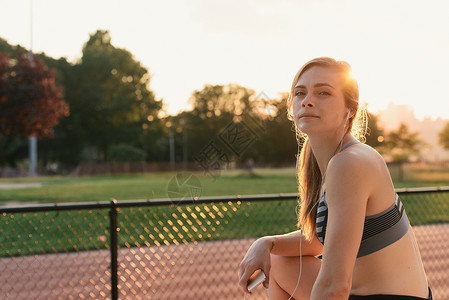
[0,169,298,204]
[1,165,448,204]
[1,166,448,257]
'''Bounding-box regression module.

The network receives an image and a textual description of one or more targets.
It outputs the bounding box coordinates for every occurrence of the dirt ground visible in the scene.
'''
[1,224,448,300]
[0,183,42,189]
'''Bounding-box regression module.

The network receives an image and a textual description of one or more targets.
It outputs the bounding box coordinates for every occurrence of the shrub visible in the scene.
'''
[108,144,146,162]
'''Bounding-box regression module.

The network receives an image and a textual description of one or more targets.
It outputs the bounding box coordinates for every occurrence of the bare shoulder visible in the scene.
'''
[329,143,383,172]
[326,143,387,192]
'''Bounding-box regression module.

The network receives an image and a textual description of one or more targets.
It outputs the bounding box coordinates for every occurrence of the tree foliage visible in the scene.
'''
[0,50,69,166]
[189,83,255,118]
[0,33,393,171]
[439,121,449,150]
[70,30,162,160]
[1,31,165,168]
[0,37,18,54]
[185,84,257,156]
[108,144,146,162]
[242,93,297,164]
[36,30,164,166]
[171,88,297,166]
[383,123,421,162]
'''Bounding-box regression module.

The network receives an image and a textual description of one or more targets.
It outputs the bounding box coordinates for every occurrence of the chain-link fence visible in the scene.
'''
[1,187,448,299]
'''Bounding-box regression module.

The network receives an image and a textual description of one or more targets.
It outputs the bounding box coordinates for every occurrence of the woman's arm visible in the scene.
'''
[238,230,323,293]
[311,153,372,299]
[269,230,323,257]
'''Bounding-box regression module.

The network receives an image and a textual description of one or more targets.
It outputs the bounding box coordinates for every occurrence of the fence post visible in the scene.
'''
[109,199,118,300]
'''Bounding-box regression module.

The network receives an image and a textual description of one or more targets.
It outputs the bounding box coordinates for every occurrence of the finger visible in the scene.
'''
[238,260,249,280]
[238,262,245,279]
[263,263,271,279]
[261,272,270,289]
[262,258,271,289]
[263,280,269,289]
[240,270,260,294]
[240,281,251,294]
[238,270,250,293]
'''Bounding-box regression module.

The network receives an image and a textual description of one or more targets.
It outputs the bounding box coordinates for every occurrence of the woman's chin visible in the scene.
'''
[296,123,319,135]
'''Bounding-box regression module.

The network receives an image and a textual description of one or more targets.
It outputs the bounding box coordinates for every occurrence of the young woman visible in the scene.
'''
[238,57,431,299]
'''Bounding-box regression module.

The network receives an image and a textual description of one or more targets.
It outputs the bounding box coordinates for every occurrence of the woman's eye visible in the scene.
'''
[295,91,305,96]
[318,91,331,96]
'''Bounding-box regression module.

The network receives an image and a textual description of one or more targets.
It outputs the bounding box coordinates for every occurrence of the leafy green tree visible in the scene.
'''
[140,117,169,162]
[189,83,255,118]
[185,83,257,159]
[1,32,164,167]
[108,144,146,162]
[382,123,421,181]
[65,30,162,162]
[37,56,84,167]
[242,93,297,165]
[179,88,297,167]
[0,37,19,54]
[383,123,421,162]
[439,121,449,150]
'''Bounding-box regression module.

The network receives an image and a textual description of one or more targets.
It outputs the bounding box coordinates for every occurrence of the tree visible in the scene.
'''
[439,121,449,150]
[1,32,164,167]
[37,56,83,167]
[189,83,255,118]
[242,93,297,165]
[179,87,298,167]
[383,123,421,162]
[0,50,69,166]
[184,83,269,162]
[382,123,421,181]
[72,30,162,161]
[0,37,18,54]
[0,38,78,167]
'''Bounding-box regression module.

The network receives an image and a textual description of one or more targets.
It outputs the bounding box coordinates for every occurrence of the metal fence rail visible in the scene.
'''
[1,187,448,299]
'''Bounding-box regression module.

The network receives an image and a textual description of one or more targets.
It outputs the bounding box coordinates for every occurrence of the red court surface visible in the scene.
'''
[1,224,448,299]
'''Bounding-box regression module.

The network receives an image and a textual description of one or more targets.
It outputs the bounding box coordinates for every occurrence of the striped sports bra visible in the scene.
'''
[316,193,410,257]
[315,142,411,257]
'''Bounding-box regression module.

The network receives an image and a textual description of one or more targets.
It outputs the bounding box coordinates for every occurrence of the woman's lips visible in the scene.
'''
[299,113,319,119]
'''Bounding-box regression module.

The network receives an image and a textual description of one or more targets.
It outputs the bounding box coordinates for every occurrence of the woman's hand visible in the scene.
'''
[238,237,272,294]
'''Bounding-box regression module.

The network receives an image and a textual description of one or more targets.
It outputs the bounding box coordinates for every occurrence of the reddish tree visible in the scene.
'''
[0,50,69,165]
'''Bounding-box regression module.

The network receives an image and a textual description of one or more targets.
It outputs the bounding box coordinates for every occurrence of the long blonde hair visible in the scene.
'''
[287,57,367,240]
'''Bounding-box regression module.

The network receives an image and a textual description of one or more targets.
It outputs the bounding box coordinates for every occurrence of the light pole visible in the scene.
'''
[166,121,175,171]
[28,0,37,176]
[181,118,188,169]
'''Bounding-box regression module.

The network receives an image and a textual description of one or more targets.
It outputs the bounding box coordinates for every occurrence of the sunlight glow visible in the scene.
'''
[0,0,448,120]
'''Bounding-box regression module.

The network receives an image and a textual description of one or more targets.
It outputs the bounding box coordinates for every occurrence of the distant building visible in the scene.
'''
[377,102,449,162]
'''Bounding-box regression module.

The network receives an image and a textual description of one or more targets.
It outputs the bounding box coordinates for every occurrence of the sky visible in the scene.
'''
[1,0,449,120]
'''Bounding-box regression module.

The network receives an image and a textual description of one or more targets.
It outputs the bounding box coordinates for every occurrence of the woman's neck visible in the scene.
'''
[308,133,356,176]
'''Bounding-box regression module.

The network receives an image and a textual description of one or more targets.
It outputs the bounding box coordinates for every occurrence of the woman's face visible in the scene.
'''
[292,65,348,136]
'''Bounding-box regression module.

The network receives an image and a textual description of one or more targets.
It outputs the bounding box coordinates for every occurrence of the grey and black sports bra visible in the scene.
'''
[316,192,410,257]
[315,142,411,257]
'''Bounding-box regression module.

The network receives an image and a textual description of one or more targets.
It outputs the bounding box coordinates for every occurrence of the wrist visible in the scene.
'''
[260,236,275,253]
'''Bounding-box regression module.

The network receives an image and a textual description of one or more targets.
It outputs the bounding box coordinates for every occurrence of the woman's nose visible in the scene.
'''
[302,95,314,107]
